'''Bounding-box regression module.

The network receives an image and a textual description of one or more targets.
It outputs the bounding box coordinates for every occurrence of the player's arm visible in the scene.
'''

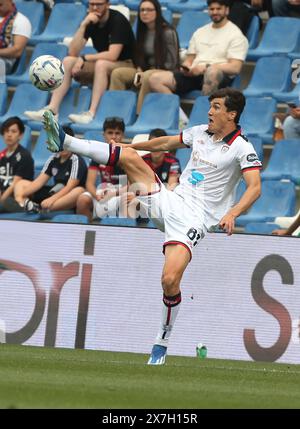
[166,174,180,191]
[219,169,261,235]
[85,44,123,62]
[212,59,244,76]
[130,135,185,152]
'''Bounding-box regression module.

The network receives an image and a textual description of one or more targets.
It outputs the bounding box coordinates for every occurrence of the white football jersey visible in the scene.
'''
[175,124,262,229]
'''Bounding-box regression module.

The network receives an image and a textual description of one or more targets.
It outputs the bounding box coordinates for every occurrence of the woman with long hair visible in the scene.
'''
[110,0,179,114]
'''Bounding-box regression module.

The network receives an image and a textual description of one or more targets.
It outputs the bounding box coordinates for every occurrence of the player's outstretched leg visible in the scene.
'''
[43,110,65,152]
[42,111,122,166]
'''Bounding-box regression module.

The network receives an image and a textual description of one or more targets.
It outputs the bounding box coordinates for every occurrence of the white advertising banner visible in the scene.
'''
[0,220,299,364]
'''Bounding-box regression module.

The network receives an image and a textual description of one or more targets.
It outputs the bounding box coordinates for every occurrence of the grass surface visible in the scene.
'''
[0,344,300,409]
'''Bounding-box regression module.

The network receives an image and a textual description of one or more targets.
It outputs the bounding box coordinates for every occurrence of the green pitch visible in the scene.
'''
[0,344,299,409]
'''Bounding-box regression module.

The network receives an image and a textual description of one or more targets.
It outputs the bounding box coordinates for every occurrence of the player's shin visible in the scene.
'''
[64,135,122,166]
[155,292,182,347]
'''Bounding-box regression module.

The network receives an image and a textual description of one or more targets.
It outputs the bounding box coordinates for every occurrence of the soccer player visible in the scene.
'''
[43,88,262,365]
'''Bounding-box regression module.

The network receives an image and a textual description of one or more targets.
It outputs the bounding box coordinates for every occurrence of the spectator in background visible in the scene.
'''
[148,0,248,98]
[24,0,135,125]
[110,0,179,114]
[76,117,127,222]
[14,126,87,213]
[272,0,300,16]
[282,102,300,139]
[0,116,34,213]
[272,213,300,236]
[142,128,181,190]
[0,0,31,75]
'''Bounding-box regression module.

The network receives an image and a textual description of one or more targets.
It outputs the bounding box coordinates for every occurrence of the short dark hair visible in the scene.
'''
[207,0,230,7]
[103,117,125,132]
[1,116,25,135]
[62,125,74,137]
[149,128,167,139]
[208,88,245,124]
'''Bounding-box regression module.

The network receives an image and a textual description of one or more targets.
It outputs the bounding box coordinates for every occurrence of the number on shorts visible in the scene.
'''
[187,228,201,247]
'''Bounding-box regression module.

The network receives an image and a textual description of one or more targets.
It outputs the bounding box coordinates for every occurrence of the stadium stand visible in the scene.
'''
[168,0,208,13]
[49,214,89,223]
[244,222,281,234]
[261,140,300,184]
[239,97,277,144]
[30,3,87,45]
[70,90,137,134]
[0,84,49,125]
[175,147,191,170]
[273,81,300,103]
[243,56,292,98]
[31,129,52,176]
[125,93,179,138]
[16,0,45,41]
[235,180,296,227]
[0,84,7,117]
[176,10,211,49]
[27,87,92,131]
[247,17,300,60]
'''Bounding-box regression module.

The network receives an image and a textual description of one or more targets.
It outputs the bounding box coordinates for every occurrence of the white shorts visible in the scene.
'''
[137,183,206,259]
[82,191,122,219]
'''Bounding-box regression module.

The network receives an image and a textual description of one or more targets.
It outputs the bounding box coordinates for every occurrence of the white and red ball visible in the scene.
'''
[29,55,64,91]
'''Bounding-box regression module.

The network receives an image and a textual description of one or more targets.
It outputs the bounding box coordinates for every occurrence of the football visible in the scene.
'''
[29,55,64,91]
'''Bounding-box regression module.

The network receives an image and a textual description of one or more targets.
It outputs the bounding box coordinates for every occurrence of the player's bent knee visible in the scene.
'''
[161,272,180,295]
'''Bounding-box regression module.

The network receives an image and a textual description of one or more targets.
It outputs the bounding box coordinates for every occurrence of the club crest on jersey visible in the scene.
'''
[162,172,167,181]
[52,168,58,176]
[221,144,230,153]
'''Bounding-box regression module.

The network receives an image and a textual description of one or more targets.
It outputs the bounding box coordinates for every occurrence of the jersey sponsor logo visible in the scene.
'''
[247,153,259,162]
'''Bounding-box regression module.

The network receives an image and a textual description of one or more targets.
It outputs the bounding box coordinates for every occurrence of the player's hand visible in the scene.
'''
[271,229,288,236]
[96,188,116,202]
[190,64,207,76]
[219,213,236,235]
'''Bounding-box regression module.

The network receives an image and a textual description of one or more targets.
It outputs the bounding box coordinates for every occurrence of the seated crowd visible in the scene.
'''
[0,0,299,236]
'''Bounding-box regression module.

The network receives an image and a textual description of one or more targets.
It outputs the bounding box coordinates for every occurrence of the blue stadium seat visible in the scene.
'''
[187,96,210,127]
[0,83,49,125]
[99,217,137,227]
[17,0,45,40]
[6,42,68,87]
[244,222,280,234]
[288,52,300,61]
[176,11,210,49]
[27,86,92,131]
[31,129,52,175]
[125,93,179,138]
[243,56,292,98]
[235,180,296,226]
[247,17,300,61]
[0,125,32,152]
[5,49,27,84]
[0,212,41,221]
[175,147,191,170]
[261,140,300,184]
[247,14,260,50]
[273,81,300,103]
[0,83,7,116]
[168,0,207,13]
[71,90,137,134]
[30,3,87,44]
[249,136,263,162]
[50,214,89,224]
[240,97,277,144]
